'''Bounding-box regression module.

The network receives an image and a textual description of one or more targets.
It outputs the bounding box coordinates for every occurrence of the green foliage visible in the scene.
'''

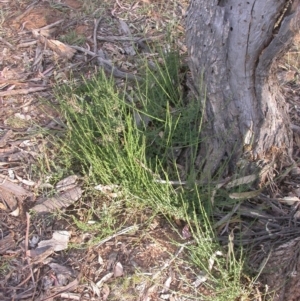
[130,50,203,184]
[59,30,86,46]
[57,69,182,215]
[54,50,256,300]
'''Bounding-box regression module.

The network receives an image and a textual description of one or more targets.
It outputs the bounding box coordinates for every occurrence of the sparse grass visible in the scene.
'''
[79,0,110,17]
[50,48,258,299]
[59,30,86,46]
[0,257,11,276]
[47,0,70,12]
[4,115,31,128]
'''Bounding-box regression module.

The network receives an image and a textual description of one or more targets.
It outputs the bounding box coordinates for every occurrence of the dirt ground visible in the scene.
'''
[1,0,300,300]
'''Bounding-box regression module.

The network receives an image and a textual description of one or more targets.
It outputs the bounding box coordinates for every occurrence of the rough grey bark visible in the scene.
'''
[186,0,300,177]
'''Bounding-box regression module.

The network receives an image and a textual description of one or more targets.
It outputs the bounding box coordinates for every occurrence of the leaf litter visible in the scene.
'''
[0,0,203,300]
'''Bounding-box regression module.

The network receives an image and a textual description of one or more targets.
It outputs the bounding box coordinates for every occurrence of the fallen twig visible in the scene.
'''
[0,37,14,50]
[38,19,64,31]
[93,17,103,54]
[97,34,165,43]
[25,213,35,287]
[0,86,47,97]
[25,213,30,256]
[33,278,79,301]
[17,40,37,48]
[96,225,139,247]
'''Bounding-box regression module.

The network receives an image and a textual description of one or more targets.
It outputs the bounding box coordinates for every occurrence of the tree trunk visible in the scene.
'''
[186,0,300,178]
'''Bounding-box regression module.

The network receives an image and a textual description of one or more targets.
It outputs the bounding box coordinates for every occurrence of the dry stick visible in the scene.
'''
[31,268,40,301]
[0,79,23,84]
[0,86,47,97]
[25,212,29,256]
[39,278,79,301]
[38,19,64,31]
[59,293,81,300]
[115,0,125,9]
[93,17,103,54]
[96,225,139,247]
[25,213,35,286]
[18,98,35,109]
[97,34,165,43]
[15,273,33,288]
[97,35,140,42]
[17,41,37,48]
[0,174,18,183]
[71,45,142,81]
[0,37,14,50]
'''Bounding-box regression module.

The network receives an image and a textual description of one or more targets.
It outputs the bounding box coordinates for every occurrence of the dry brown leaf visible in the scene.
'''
[0,177,32,210]
[47,39,76,59]
[225,174,257,188]
[280,196,300,205]
[31,186,82,213]
[162,275,172,293]
[37,230,71,251]
[90,281,101,297]
[0,232,16,254]
[48,262,75,278]
[10,207,20,216]
[0,189,16,210]
[38,35,76,59]
[96,272,113,288]
[193,271,208,288]
[0,130,13,147]
[27,245,54,263]
[113,262,124,277]
[229,189,261,200]
[43,36,76,60]
[56,175,78,192]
